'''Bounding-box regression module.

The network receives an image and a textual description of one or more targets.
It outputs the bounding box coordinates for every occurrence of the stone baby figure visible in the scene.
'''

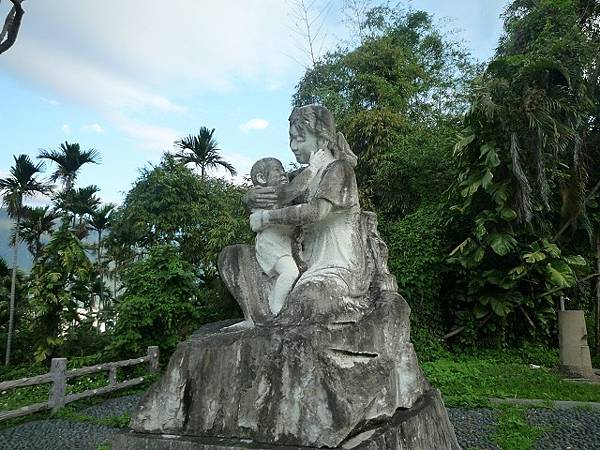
[248,151,328,318]
[250,157,300,316]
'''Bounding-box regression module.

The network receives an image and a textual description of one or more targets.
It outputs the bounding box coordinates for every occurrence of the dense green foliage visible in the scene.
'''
[1,142,250,365]
[27,223,99,361]
[446,0,600,345]
[294,7,476,218]
[108,155,251,275]
[111,245,205,356]
[107,155,251,356]
[292,1,600,350]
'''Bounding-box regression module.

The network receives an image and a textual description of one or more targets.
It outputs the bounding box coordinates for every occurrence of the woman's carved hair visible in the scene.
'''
[289,104,357,167]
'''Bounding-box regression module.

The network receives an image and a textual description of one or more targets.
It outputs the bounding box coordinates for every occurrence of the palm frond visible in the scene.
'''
[38,142,100,187]
[173,127,236,178]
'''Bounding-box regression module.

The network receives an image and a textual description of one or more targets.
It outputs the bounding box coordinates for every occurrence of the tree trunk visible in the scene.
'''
[5,214,20,366]
[201,165,206,180]
[0,0,24,56]
[97,229,103,310]
[596,230,600,357]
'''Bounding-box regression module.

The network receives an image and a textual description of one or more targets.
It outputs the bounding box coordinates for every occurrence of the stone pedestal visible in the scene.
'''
[114,389,459,450]
[113,294,460,449]
[558,310,594,378]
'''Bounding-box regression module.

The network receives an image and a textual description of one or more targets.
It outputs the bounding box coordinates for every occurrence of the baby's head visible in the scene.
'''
[250,157,288,187]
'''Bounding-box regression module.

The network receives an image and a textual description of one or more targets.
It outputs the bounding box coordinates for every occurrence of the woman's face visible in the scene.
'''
[289,122,318,164]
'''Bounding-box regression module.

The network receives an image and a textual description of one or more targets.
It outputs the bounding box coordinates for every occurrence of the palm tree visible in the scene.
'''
[54,185,101,229]
[174,127,237,179]
[88,203,114,263]
[0,257,11,324]
[0,154,48,365]
[88,203,115,309]
[38,142,100,191]
[12,205,57,260]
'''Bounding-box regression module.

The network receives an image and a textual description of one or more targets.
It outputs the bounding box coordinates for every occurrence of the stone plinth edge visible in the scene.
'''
[112,389,460,450]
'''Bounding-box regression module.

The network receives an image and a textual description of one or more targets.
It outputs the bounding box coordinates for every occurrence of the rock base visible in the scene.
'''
[129,296,431,448]
[113,389,460,450]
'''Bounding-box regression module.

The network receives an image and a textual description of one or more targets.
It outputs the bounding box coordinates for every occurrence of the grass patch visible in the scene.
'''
[56,405,131,428]
[0,373,156,429]
[422,354,600,407]
[491,405,545,450]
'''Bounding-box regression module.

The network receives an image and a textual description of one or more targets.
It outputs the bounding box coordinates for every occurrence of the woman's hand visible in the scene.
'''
[243,186,278,209]
[249,211,267,232]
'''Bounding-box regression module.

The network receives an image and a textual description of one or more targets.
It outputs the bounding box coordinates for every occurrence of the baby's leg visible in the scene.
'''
[269,256,299,315]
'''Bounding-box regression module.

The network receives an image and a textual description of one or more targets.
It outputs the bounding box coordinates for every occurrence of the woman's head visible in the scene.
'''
[288,104,357,167]
[289,105,335,164]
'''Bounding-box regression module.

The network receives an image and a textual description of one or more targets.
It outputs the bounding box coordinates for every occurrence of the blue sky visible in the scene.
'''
[0,0,508,206]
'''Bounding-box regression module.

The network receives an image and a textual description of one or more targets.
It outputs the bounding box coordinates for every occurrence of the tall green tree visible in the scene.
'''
[88,203,115,268]
[447,0,599,345]
[88,203,115,309]
[174,127,237,180]
[54,185,101,234]
[106,156,251,343]
[27,222,96,361]
[38,142,100,192]
[0,154,47,365]
[294,6,478,218]
[111,245,205,356]
[108,155,251,274]
[0,257,11,332]
[12,205,57,260]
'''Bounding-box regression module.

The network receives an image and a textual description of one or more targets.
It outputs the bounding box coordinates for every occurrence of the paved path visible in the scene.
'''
[2,395,600,449]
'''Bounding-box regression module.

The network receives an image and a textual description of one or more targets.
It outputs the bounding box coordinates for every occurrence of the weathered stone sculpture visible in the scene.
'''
[113,105,460,450]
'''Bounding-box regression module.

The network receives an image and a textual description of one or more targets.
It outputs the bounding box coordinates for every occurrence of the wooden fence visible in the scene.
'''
[0,346,159,422]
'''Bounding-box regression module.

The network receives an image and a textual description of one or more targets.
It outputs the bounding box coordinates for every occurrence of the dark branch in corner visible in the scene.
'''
[0,0,25,56]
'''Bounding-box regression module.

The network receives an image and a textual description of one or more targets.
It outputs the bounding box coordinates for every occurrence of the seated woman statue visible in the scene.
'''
[218,104,381,327]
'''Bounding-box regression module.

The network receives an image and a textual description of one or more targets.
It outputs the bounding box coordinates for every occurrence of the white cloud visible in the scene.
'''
[240,118,269,133]
[81,123,104,133]
[0,1,308,109]
[61,124,72,135]
[40,97,60,106]
[109,112,180,152]
[4,38,184,114]
[210,150,254,186]
[0,0,343,154]
[23,191,52,208]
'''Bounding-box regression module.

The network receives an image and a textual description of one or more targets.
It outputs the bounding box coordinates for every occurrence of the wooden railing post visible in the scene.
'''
[48,358,67,413]
[108,366,117,386]
[147,346,159,374]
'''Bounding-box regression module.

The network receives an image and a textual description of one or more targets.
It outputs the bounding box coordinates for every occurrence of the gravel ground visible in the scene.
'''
[1,398,600,450]
[448,407,500,449]
[529,408,600,450]
[81,394,141,419]
[0,419,117,450]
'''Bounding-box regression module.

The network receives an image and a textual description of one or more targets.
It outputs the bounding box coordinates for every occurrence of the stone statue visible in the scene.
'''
[219,105,389,327]
[115,105,461,450]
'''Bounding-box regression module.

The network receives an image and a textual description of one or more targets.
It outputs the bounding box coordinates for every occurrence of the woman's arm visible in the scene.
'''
[250,198,332,231]
[243,186,278,209]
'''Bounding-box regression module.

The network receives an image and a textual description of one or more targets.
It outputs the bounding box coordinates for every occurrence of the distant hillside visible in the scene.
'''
[0,209,100,272]
[0,209,32,272]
